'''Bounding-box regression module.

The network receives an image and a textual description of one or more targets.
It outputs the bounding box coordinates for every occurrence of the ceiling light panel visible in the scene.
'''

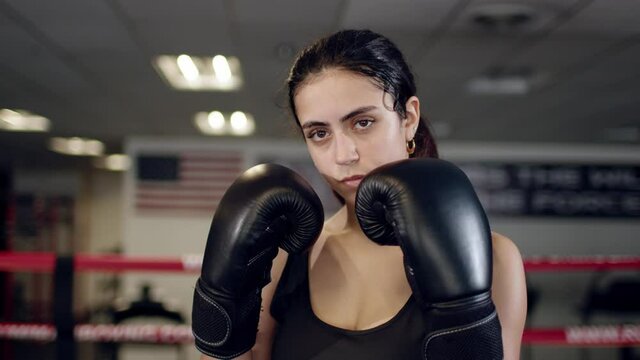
[49,137,105,156]
[154,54,243,91]
[194,111,255,136]
[466,66,548,95]
[94,154,131,171]
[0,109,51,132]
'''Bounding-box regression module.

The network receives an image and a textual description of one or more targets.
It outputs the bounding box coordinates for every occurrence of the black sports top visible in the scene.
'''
[270,252,427,360]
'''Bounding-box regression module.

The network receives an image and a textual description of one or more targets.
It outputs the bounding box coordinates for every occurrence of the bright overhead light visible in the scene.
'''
[194,111,255,136]
[230,111,255,136]
[49,137,104,156]
[0,109,51,132]
[207,111,225,130]
[194,112,225,135]
[230,111,248,130]
[67,137,84,154]
[93,154,131,171]
[154,54,243,91]
[212,55,232,84]
[84,139,104,155]
[176,54,199,82]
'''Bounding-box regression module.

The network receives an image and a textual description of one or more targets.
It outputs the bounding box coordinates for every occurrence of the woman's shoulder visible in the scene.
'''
[491,231,523,264]
[489,231,526,286]
[490,232,527,359]
[490,231,526,282]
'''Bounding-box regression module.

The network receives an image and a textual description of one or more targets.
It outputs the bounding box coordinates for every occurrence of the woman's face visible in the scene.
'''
[294,69,419,205]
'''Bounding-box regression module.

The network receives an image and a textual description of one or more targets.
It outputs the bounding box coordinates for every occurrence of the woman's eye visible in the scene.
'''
[354,119,374,129]
[307,129,328,141]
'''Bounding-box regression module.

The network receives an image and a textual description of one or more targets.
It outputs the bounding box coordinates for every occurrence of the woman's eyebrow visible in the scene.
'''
[340,105,377,123]
[300,105,378,129]
[300,121,326,130]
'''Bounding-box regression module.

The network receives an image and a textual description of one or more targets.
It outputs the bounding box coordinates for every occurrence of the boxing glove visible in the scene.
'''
[355,158,503,360]
[192,164,324,359]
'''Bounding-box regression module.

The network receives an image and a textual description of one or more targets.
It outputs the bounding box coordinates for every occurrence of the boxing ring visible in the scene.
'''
[0,252,639,351]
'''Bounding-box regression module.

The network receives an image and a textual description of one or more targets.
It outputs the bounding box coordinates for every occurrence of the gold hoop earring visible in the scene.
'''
[406,138,416,155]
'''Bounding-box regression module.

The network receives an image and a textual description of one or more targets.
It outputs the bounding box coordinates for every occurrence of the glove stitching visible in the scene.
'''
[193,284,232,346]
[247,246,272,267]
[195,342,252,360]
[423,310,498,360]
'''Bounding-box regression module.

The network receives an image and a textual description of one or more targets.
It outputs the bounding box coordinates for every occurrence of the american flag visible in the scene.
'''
[134,151,244,214]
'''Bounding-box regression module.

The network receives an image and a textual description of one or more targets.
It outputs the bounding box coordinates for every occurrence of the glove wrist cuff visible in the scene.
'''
[431,291,492,310]
[192,279,259,358]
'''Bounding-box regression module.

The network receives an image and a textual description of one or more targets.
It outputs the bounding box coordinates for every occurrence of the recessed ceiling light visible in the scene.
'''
[176,54,200,82]
[194,112,225,135]
[49,137,104,156]
[207,111,226,131]
[212,55,232,84]
[0,109,51,132]
[93,154,131,171]
[467,76,530,95]
[154,54,243,91]
[467,66,547,95]
[194,111,255,136]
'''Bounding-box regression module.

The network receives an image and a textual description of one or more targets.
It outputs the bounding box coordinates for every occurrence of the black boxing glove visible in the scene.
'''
[192,164,324,359]
[356,158,503,360]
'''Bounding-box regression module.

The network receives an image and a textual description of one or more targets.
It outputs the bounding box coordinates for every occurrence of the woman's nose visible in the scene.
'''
[334,132,359,165]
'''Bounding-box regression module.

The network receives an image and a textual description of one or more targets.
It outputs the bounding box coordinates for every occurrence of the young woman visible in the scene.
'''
[194,29,527,360]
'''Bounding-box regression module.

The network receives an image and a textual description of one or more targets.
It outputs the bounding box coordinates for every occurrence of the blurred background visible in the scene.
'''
[0,0,639,359]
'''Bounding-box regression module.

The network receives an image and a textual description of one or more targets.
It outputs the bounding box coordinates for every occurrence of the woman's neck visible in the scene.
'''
[327,202,363,233]
[324,202,393,251]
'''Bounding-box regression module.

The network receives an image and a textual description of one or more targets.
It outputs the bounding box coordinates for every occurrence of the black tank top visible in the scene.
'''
[270,252,427,360]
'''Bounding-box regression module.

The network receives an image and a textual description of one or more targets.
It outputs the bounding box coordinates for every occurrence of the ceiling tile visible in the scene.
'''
[342,0,455,32]
[556,0,640,35]
[117,0,234,54]
[234,0,343,28]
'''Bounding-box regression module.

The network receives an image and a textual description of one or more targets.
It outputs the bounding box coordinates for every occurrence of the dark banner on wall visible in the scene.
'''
[457,163,640,218]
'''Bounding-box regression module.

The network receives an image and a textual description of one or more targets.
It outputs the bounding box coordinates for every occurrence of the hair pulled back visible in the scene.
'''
[287,29,438,159]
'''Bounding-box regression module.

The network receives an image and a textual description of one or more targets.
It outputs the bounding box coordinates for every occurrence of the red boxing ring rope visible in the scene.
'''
[1,252,639,273]
[0,323,639,346]
[1,252,639,348]
[0,252,203,273]
[0,323,192,343]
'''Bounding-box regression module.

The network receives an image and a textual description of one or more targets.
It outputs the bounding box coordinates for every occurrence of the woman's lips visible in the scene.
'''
[340,175,364,188]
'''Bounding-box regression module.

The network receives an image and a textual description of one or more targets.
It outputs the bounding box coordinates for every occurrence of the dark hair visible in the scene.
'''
[287,29,439,159]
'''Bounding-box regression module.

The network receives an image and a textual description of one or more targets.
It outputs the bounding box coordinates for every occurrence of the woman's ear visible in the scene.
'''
[403,96,420,141]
